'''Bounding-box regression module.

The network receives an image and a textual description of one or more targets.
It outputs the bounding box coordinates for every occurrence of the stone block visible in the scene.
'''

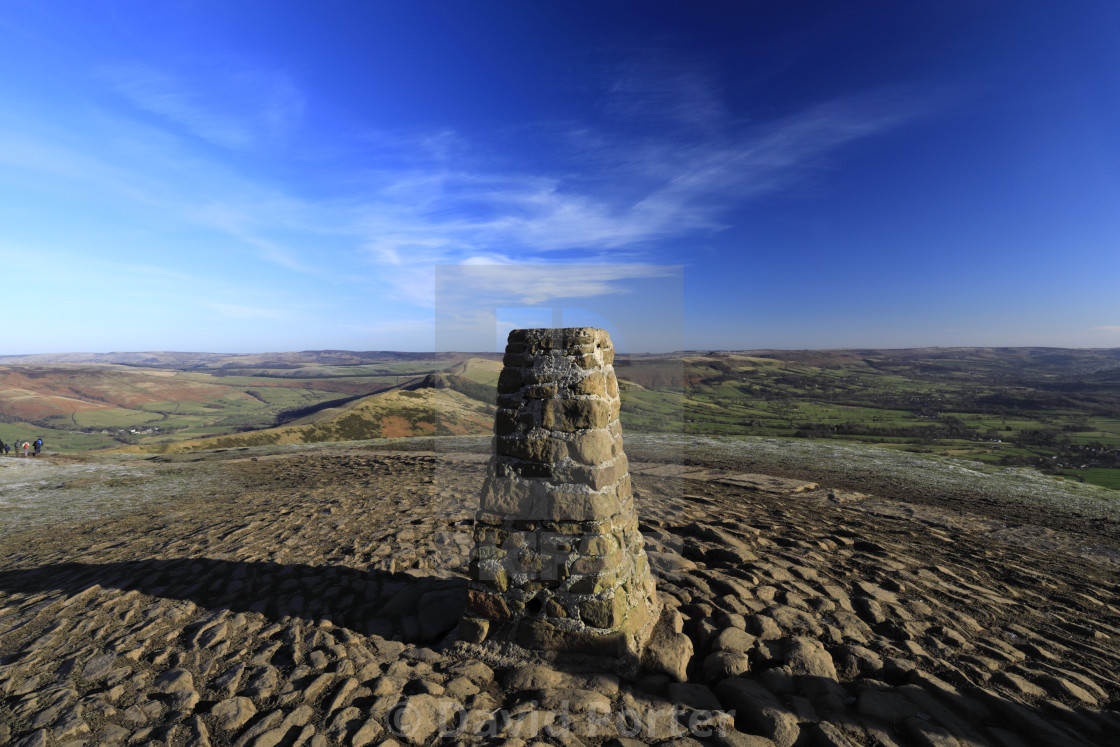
[579,594,626,628]
[525,383,559,399]
[544,490,620,522]
[545,599,567,618]
[475,511,503,526]
[458,617,489,644]
[553,454,629,491]
[571,549,624,575]
[542,398,612,432]
[581,534,617,556]
[496,392,522,409]
[497,368,523,394]
[494,409,518,436]
[606,373,619,398]
[466,590,510,620]
[568,568,622,595]
[508,460,555,480]
[479,477,536,516]
[516,618,626,657]
[495,435,566,463]
[566,430,615,466]
[470,559,510,591]
[572,372,606,397]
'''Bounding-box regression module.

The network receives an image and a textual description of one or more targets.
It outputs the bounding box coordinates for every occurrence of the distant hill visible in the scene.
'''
[0,353,501,452]
[6,346,1120,490]
[0,350,501,370]
[117,384,495,454]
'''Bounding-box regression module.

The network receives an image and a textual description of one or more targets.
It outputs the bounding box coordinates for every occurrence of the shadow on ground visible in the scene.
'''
[0,558,466,645]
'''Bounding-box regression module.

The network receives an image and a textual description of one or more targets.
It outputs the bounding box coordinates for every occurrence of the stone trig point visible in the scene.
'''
[459,328,660,665]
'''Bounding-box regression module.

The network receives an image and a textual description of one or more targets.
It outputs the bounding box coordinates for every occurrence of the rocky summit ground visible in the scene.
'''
[0,440,1119,746]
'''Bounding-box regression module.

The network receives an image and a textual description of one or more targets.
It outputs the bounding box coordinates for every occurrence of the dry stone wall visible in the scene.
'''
[460,328,659,664]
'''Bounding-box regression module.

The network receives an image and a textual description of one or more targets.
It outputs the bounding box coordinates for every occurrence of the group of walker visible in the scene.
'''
[0,437,42,457]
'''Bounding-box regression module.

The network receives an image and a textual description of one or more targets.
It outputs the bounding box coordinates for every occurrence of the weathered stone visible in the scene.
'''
[497,368,523,394]
[572,371,607,397]
[392,694,457,745]
[350,718,383,747]
[711,627,756,654]
[579,595,626,628]
[642,609,693,682]
[496,434,567,463]
[543,398,612,432]
[567,429,615,465]
[460,328,658,664]
[785,637,837,680]
[515,618,626,656]
[715,678,800,747]
[211,696,257,731]
[505,664,563,691]
[152,668,194,694]
[703,650,751,682]
[458,616,489,643]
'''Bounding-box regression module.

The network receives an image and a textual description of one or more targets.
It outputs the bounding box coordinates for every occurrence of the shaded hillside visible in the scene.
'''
[0,366,254,419]
[0,355,491,451]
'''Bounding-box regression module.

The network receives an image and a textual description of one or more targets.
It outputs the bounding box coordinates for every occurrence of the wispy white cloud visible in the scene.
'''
[341,88,921,310]
[436,263,676,306]
[1091,325,1120,333]
[102,63,304,149]
[606,57,730,135]
[3,56,930,319]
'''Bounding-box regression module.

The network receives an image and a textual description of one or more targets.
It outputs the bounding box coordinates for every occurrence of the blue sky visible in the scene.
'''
[1,1,1118,354]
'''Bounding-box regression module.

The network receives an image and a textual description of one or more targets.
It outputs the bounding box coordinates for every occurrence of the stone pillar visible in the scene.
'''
[459,328,659,664]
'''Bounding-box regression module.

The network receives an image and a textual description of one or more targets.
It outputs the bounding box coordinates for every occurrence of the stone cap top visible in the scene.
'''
[508,328,613,348]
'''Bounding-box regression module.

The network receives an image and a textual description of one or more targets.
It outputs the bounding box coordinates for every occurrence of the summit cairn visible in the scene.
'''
[459,328,660,665]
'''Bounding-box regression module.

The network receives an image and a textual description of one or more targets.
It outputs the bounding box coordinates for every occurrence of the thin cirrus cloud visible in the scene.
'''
[436,263,676,307]
[3,58,928,323]
[101,64,305,149]
[351,89,924,277]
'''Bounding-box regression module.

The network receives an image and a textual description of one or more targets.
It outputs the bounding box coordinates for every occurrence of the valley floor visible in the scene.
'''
[0,439,1118,745]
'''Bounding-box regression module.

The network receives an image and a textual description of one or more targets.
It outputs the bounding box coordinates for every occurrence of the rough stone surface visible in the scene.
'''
[0,440,1117,747]
[461,328,659,665]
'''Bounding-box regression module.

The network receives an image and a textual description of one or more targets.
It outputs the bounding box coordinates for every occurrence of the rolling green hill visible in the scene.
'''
[116,386,495,454]
[5,346,1120,490]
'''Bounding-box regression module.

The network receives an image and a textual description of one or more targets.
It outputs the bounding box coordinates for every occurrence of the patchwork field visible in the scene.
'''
[0,354,500,452]
[2,347,1119,490]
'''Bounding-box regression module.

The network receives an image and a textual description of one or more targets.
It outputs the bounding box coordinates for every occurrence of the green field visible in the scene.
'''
[4,347,1120,489]
[0,356,467,451]
[616,348,1120,488]
[1057,468,1120,490]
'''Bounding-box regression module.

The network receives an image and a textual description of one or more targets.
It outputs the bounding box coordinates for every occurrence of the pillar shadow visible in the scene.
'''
[0,558,466,646]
